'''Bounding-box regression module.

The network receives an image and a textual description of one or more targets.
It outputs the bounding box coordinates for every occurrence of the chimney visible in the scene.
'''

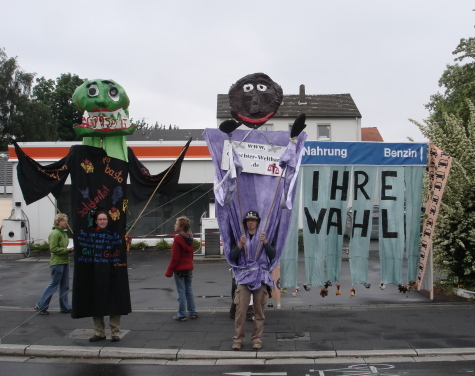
[298,84,307,105]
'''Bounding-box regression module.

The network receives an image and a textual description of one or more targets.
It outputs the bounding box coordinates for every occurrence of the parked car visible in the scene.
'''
[344,205,379,239]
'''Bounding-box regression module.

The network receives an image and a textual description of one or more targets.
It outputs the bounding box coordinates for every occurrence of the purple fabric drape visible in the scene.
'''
[203,129,306,290]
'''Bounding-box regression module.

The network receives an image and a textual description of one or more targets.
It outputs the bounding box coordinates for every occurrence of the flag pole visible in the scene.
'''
[254,167,285,261]
[126,139,190,237]
[47,195,74,234]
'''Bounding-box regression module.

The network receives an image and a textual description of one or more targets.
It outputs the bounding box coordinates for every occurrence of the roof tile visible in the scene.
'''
[217,93,361,118]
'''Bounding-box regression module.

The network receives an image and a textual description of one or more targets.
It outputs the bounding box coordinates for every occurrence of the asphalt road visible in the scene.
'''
[2,357,475,376]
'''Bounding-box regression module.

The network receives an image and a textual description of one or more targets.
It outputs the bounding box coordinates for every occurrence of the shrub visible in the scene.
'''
[129,241,148,250]
[193,239,201,250]
[156,238,171,250]
[30,241,50,252]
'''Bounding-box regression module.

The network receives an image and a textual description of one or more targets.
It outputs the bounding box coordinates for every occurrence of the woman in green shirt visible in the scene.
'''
[34,213,73,315]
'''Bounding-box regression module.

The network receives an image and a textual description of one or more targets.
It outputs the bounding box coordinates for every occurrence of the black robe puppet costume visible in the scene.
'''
[13,79,190,318]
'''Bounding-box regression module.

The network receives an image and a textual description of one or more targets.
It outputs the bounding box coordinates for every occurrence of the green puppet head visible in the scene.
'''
[72,79,136,137]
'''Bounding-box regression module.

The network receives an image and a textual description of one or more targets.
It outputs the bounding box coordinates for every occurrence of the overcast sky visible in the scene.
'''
[2,1,474,142]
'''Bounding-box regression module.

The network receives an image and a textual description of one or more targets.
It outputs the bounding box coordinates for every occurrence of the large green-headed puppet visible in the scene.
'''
[72,79,136,161]
[15,79,190,319]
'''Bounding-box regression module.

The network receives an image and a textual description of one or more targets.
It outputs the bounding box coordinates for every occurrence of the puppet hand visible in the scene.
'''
[290,114,307,138]
[219,119,241,134]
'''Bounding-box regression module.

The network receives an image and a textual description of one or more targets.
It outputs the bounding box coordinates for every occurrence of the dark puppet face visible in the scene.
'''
[228,73,283,129]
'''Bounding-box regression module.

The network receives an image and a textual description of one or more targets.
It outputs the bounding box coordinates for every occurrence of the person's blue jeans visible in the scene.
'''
[36,264,71,311]
[174,270,197,318]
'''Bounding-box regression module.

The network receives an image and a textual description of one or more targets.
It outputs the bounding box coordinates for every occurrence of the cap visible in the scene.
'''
[244,211,260,221]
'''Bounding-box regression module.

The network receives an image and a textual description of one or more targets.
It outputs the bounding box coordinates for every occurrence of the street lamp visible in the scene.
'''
[0,153,7,198]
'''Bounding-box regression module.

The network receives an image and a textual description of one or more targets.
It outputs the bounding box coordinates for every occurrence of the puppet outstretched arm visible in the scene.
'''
[219,119,241,134]
[290,114,307,139]
[14,141,72,205]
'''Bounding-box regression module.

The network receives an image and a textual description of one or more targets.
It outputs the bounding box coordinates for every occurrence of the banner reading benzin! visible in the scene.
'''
[302,141,427,166]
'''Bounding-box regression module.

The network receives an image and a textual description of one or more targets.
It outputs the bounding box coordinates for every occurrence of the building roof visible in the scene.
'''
[361,127,384,142]
[127,128,205,142]
[217,93,362,119]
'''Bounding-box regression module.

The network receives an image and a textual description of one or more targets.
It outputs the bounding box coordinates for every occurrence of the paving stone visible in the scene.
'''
[309,331,348,341]
[276,331,310,341]
[346,331,383,341]
[295,340,334,351]
[66,328,130,340]
[331,340,372,351]
[445,338,475,347]
[369,339,413,350]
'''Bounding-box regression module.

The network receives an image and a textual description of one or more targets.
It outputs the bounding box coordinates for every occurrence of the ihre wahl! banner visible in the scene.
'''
[282,141,429,288]
[417,144,453,288]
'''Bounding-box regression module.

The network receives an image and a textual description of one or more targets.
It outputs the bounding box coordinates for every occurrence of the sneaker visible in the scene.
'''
[252,341,262,350]
[89,335,106,342]
[232,341,242,350]
[60,309,72,313]
[111,335,121,342]
[34,306,49,315]
[173,316,186,321]
[189,315,198,319]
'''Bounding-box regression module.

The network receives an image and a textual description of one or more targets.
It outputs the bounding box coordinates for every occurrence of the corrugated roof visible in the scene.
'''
[217,93,362,119]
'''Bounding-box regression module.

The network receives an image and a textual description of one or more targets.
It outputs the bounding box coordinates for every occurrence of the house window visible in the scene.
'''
[318,124,331,140]
[260,124,273,131]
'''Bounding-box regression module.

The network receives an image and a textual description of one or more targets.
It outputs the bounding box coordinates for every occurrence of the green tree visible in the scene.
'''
[411,102,475,287]
[33,73,85,141]
[130,118,177,130]
[0,48,37,148]
[426,37,475,125]
[8,99,56,142]
[416,33,475,287]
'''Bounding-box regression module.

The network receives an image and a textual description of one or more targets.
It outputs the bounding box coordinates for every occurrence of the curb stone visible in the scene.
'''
[2,345,475,361]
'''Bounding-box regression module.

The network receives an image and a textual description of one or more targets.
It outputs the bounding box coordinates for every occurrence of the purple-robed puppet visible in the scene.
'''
[203,73,307,291]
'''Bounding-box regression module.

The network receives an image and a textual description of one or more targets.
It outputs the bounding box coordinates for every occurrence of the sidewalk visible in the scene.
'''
[0,248,474,363]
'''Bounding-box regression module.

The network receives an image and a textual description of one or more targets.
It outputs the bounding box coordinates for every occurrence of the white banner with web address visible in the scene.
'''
[220,140,286,177]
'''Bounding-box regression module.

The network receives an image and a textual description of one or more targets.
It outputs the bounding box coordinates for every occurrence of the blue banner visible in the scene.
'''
[302,142,427,166]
